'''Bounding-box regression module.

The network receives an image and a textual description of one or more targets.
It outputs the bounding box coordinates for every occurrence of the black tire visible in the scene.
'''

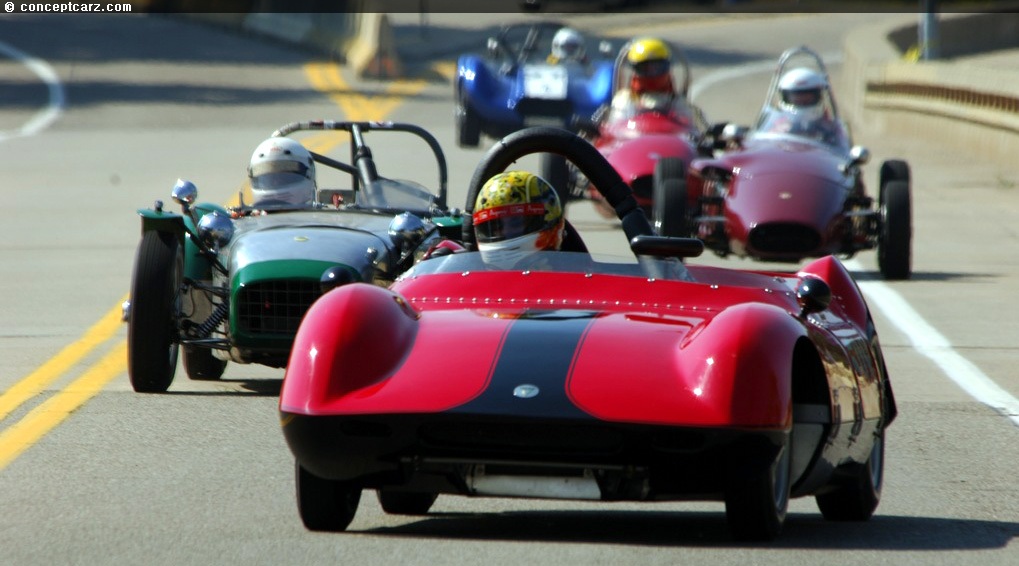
[877,180,911,280]
[539,152,572,209]
[455,82,481,148]
[376,489,438,515]
[127,230,181,393]
[651,157,688,237]
[296,462,361,532]
[879,159,910,191]
[183,346,227,381]
[816,429,885,521]
[725,440,791,542]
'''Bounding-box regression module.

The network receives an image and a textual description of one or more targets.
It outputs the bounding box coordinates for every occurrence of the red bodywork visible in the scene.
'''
[587,109,700,216]
[688,133,875,263]
[280,252,891,506]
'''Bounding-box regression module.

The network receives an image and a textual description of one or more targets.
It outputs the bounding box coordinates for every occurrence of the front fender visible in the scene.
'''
[280,283,420,415]
[679,303,803,428]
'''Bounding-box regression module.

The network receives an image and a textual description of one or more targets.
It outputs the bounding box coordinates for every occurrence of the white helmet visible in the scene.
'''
[551,27,585,62]
[778,67,828,122]
[248,137,316,209]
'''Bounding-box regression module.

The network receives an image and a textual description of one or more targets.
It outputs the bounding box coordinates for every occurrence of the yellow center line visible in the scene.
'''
[0,298,125,422]
[0,342,127,470]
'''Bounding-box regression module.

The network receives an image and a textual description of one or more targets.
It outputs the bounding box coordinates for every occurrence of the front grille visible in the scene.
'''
[748,223,820,254]
[516,99,573,126]
[236,279,320,335]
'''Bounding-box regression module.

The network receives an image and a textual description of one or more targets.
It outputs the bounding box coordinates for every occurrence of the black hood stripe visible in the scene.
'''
[454,312,596,419]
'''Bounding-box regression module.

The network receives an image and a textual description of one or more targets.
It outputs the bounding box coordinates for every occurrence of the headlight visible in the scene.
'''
[388,212,430,252]
[197,211,235,248]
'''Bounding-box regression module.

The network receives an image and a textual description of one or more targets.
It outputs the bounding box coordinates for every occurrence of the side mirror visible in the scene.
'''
[721,123,748,145]
[171,179,197,208]
[796,277,832,316]
[848,145,870,166]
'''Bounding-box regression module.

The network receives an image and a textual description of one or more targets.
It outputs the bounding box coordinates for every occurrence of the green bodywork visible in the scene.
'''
[137,202,229,281]
[229,260,361,352]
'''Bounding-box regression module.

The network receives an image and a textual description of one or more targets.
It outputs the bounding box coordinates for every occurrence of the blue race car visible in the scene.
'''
[454,21,615,148]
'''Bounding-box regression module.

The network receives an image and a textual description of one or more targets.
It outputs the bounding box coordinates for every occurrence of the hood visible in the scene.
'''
[225,211,394,282]
[282,272,803,429]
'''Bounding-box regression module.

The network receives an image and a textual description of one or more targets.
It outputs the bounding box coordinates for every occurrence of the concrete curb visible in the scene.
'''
[843,13,1019,164]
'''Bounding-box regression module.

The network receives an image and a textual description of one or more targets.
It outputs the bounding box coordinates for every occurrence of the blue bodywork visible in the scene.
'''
[455,22,615,146]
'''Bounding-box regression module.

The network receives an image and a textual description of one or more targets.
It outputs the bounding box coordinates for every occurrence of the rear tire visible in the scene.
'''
[127,230,181,393]
[296,462,361,532]
[455,82,481,148]
[183,346,227,381]
[651,157,688,237]
[725,440,791,541]
[539,152,572,210]
[816,429,885,521]
[377,490,438,515]
[877,180,911,280]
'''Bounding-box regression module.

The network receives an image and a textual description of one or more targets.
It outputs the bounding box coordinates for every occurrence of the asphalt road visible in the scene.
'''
[0,11,1017,566]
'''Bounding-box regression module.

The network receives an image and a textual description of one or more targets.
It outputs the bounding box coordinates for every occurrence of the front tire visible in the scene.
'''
[539,152,572,210]
[296,462,361,532]
[127,230,181,393]
[725,439,791,541]
[816,429,885,521]
[455,82,481,148]
[651,157,688,237]
[877,180,911,280]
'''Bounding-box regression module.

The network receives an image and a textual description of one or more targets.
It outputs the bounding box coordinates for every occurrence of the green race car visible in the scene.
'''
[124,121,462,393]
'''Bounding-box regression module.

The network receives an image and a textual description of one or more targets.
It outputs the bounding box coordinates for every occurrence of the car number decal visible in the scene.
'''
[522,64,569,100]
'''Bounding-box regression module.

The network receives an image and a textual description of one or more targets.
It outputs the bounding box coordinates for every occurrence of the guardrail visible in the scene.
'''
[843,12,1019,163]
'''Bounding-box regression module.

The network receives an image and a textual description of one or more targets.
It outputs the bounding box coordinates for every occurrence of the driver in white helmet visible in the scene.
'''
[765,67,847,148]
[247,136,317,210]
[547,27,587,65]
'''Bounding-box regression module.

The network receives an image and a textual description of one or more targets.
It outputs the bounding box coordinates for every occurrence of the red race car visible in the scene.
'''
[674,46,912,279]
[540,38,708,223]
[279,127,896,542]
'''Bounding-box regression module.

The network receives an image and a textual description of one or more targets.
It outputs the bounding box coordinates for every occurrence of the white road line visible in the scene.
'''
[0,40,65,141]
[693,57,1019,428]
[850,265,1019,428]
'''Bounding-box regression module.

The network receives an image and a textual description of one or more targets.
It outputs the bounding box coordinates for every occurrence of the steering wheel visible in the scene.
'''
[462,126,654,251]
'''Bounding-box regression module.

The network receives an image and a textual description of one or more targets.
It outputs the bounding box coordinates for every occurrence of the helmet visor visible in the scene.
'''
[783,88,821,107]
[250,160,312,190]
[474,203,548,244]
[633,59,669,78]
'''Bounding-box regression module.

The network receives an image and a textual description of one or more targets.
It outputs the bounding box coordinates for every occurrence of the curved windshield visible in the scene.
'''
[754,109,850,152]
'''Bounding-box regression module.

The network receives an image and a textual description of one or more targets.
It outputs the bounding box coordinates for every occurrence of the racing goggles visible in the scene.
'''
[632,59,670,78]
[250,160,312,190]
[473,202,550,243]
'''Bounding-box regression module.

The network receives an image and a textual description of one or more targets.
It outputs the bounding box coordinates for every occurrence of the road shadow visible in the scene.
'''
[358,508,1019,550]
[156,378,283,397]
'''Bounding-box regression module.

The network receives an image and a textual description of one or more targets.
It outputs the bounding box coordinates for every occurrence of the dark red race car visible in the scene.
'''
[670,46,912,280]
[278,127,897,542]
[541,38,707,224]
